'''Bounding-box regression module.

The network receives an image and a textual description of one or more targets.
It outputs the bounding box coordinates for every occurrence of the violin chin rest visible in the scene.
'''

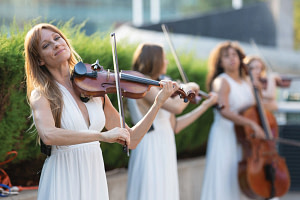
[74,61,87,75]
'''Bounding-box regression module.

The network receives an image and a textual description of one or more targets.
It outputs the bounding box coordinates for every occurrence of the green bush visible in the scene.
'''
[0,20,211,170]
[0,20,39,161]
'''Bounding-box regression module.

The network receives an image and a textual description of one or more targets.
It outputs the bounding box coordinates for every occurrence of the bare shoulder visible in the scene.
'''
[213,76,230,93]
[30,89,49,109]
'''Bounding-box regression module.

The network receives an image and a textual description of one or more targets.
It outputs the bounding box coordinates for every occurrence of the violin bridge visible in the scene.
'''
[107,69,110,81]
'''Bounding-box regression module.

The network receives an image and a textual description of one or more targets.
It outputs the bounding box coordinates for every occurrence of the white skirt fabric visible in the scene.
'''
[200,73,256,200]
[127,99,179,200]
[37,142,108,200]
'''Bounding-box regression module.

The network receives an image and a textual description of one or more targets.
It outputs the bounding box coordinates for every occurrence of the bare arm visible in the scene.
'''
[128,80,180,149]
[213,77,265,138]
[172,92,218,134]
[30,90,110,146]
[32,80,178,149]
[262,73,279,99]
[142,82,199,115]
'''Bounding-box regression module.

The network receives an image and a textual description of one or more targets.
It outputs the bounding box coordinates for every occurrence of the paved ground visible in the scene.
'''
[3,157,300,200]
[282,192,300,200]
[4,189,300,200]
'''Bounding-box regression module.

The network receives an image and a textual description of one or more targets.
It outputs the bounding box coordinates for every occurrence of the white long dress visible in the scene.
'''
[126,99,179,200]
[200,73,255,200]
[37,83,109,200]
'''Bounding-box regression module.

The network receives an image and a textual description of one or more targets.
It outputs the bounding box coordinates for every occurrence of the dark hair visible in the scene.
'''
[132,43,164,80]
[206,41,246,91]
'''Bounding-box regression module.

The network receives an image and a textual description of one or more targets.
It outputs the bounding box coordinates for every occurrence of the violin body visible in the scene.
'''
[71,61,195,102]
[72,63,151,99]
[235,106,290,199]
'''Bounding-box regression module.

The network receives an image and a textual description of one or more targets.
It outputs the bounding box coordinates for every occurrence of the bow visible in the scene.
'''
[110,32,129,156]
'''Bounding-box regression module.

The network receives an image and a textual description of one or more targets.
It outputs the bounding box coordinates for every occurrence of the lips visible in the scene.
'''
[55,49,65,56]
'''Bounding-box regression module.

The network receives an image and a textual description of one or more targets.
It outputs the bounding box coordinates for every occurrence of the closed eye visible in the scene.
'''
[42,43,49,49]
[54,36,61,41]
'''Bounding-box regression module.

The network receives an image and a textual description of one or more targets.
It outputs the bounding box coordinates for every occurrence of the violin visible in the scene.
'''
[259,75,300,89]
[161,24,224,110]
[71,34,194,156]
[234,65,290,199]
[249,39,299,89]
[71,60,196,103]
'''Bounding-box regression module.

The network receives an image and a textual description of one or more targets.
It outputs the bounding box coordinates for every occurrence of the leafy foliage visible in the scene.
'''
[0,20,38,160]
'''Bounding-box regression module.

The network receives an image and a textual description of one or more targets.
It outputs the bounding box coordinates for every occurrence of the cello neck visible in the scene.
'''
[249,70,273,139]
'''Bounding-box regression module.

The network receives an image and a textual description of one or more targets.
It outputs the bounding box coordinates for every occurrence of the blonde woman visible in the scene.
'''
[24,23,179,200]
[244,56,281,112]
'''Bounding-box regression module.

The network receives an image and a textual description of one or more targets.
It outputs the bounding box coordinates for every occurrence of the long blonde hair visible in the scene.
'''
[24,23,81,128]
[206,41,247,91]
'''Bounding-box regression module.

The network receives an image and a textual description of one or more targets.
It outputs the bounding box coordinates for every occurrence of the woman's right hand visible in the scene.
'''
[100,127,130,146]
[250,122,266,139]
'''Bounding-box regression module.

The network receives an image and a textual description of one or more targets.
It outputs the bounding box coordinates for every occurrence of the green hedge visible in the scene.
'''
[0,20,212,170]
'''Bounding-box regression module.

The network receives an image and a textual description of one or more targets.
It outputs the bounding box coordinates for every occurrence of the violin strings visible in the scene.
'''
[121,73,160,86]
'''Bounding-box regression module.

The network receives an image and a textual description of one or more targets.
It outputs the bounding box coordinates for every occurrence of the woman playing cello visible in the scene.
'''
[200,41,268,200]
[244,56,282,112]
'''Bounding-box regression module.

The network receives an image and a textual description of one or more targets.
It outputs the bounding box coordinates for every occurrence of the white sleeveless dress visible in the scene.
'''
[200,73,255,200]
[37,83,108,200]
[126,99,179,200]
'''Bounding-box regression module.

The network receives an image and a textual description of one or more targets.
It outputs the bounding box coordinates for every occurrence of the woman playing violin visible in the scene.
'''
[244,56,281,112]
[126,43,218,200]
[200,41,271,200]
[24,23,179,200]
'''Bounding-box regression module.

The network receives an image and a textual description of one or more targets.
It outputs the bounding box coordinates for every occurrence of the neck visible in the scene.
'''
[48,63,72,88]
[226,70,241,81]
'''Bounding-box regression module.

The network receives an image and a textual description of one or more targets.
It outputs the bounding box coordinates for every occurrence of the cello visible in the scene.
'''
[234,64,290,199]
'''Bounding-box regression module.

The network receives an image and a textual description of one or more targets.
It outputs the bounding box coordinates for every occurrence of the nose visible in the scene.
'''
[53,40,60,49]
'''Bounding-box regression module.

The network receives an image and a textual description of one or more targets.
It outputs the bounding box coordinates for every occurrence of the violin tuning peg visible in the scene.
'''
[91,59,103,70]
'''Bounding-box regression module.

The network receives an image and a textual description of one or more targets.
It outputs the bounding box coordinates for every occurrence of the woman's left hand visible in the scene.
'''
[202,92,218,107]
[252,77,263,91]
[155,80,180,106]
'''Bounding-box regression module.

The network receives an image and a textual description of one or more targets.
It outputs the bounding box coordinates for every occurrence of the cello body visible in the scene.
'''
[235,105,290,199]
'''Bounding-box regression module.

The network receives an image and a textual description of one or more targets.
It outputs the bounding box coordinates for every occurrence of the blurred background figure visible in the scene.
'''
[126,43,217,200]
[244,56,282,112]
[201,41,267,200]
